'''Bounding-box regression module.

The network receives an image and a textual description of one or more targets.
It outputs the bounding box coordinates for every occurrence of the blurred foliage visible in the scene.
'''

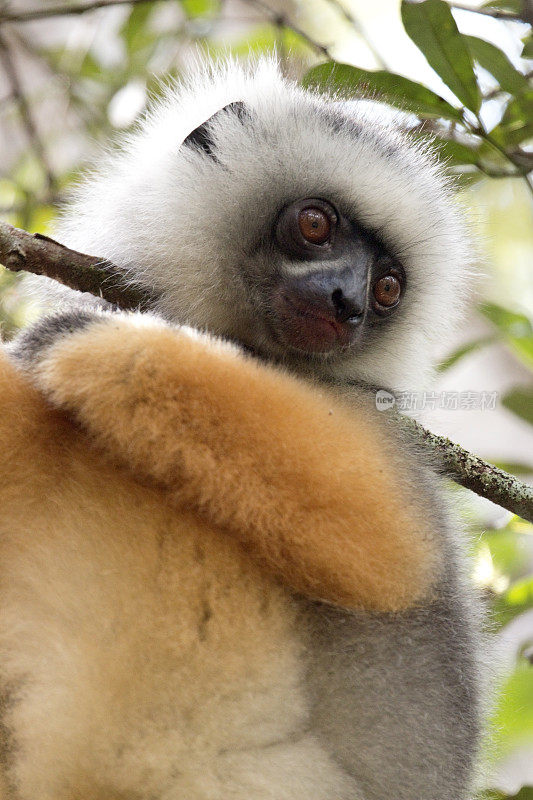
[486,790,533,800]
[305,1,533,183]
[0,0,532,795]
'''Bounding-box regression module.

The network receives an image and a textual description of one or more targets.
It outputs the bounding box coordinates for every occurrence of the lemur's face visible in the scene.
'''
[269,196,405,357]
[174,100,413,373]
[61,68,469,389]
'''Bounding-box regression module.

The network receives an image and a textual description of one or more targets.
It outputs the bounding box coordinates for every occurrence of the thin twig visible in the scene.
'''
[326,0,390,70]
[483,68,533,101]
[0,219,532,523]
[0,31,55,191]
[481,129,533,197]
[0,0,156,24]
[447,2,521,21]
[243,0,333,59]
[274,16,287,75]
[8,25,111,132]
[483,68,533,99]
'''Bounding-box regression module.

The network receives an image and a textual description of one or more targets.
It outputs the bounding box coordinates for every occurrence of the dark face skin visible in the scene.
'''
[269,197,405,357]
[182,112,406,365]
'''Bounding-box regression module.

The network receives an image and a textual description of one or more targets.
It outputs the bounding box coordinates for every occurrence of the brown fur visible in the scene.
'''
[0,348,308,798]
[28,316,439,611]
[0,314,445,798]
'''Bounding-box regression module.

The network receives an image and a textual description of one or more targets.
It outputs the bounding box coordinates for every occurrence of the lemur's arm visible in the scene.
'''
[9,309,442,611]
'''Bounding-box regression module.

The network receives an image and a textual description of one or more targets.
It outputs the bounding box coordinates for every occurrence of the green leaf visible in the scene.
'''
[489,662,533,758]
[482,0,523,12]
[303,62,463,120]
[78,52,109,80]
[483,784,533,800]
[491,592,533,628]
[401,0,481,112]
[494,461,533,476]
[409,128,483,167]
[480,302,533,338]
[522,33,533,59]
[207,24,310,59]
[493,91,533,147]
[464,35,530,94]
[453,170,485,187]
[484,785,533,800]
[512,790,533,800]
[120,4,155,54]
[475,139,511,171]
[505,516,533,536]
[502,387,533,425]
[481,303,533,371]
[484,528,531,578]
[505,575,533,608]
[181,0,220,17]
[436,138,481,165]
[512,789,533,800]
[437,335,494,370]
[477,792,504,800]
[509,337,533,371]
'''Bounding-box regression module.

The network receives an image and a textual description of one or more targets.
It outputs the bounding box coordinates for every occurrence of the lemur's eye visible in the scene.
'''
[298,207,331,244]
[276,198,338,256]
[373,273,402,312]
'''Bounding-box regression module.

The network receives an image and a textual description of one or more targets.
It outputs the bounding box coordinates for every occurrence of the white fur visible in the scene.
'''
[56,57,473,391]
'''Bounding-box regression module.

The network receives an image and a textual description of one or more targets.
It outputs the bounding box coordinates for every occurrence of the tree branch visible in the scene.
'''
[401,416,533,523]
[0,219,532,523]
[0,0,156,24]
[0,221,149,309]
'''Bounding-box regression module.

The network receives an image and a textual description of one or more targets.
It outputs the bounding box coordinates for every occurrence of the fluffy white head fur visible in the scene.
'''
[57,57,472,390]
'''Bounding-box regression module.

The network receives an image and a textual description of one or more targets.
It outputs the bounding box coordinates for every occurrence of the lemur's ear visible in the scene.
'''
[183,101,248,159]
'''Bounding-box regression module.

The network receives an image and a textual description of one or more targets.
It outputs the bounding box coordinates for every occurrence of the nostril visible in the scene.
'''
[331,288,362,323]
[331,288,344,308]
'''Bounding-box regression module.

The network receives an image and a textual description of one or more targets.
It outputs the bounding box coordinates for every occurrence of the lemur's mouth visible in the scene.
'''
[271,290,362,355]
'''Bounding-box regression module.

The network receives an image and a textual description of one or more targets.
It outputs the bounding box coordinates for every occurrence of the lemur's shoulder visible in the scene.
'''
[5,310,442,611]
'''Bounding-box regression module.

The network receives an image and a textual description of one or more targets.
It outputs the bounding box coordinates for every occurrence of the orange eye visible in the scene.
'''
[373,274,401,308]
[298,207,331,244]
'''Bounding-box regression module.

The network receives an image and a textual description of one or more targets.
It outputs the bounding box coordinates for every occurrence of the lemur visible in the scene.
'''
[0,59,483,800]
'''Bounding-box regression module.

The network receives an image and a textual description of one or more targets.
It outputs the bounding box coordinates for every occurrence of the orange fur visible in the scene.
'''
[27,315,440,611]
[0,352,308,798]
[0,320,443,797]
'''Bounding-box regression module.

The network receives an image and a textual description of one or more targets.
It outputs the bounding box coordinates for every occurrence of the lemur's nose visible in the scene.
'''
[288,266,366,325]
[331,286,364,323]
[273,266,367,354]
